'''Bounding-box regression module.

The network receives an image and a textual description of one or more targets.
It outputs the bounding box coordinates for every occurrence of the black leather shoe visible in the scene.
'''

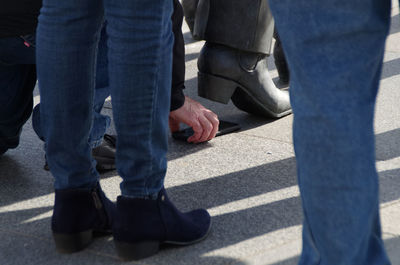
[198,42,292,118]
[92,134,116,172]
[44,134,116,172]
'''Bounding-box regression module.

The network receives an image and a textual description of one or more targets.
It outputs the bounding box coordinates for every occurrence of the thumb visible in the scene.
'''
[169,117,180,132]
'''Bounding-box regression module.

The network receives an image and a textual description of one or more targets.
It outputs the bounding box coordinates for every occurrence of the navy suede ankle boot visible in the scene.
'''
[113,188,211,261]
[52,182,115,253]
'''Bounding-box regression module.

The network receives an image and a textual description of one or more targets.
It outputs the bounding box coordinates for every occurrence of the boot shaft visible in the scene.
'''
[194,0,274,54]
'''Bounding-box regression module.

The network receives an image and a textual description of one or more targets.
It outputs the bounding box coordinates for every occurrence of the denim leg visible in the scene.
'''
[90,24,111,148]
[269,0,391,264]
[32,26,111,149]
[36,0,104,189]
[103,0,174,197]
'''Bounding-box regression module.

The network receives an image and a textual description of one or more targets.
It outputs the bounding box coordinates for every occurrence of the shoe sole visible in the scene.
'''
[114,220,212,261]
[53,230,93,253]
[114,240,160,261]
[164,220,212,245]
[198,71,292,118]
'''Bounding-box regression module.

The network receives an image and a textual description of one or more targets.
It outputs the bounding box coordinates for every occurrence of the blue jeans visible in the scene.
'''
[32,26,111,148]
[269,0,391,264]
[36,0,173,196]
[0,36,36,154]
[0,32,110,153]
[91,25,111,148]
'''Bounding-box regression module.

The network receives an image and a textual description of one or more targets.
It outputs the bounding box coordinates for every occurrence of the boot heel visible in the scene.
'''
[198,72,238,104]
[53,230,92,253]
[115,240,160,261]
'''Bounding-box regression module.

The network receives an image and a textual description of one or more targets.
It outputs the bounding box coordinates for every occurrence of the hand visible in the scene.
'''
[169,96,219,143]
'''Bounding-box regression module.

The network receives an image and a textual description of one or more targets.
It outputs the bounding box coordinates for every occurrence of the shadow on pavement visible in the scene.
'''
[1,155,299,264]
[182,31,200,44]
[389,13,400,35]
[2,150,400,264]
[268,236,400,265]
[376,128,400,161]
[381,57,400,80]
[185,51,200,62]
[168,157,297,210]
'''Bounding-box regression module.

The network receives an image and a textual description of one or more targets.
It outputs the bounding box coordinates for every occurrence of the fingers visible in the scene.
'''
[187,120,203,143]
[197,114,214,142]
[205,111,219,139]
[188,110,219,143]
[171,96,219,143]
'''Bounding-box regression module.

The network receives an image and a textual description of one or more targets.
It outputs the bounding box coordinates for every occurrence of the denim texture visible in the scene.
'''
[0,32,110,153]
[36,0,173,195]
[269,0,392,264]
[32,26,111,149]
[0,36,36,152]
[90,25,112,148]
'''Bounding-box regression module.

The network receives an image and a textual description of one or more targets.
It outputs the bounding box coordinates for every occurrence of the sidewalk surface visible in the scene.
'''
[2,5,400,265]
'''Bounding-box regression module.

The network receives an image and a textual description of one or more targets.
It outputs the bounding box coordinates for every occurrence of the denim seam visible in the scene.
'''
[89,25,104,184]
[144,8,166,197]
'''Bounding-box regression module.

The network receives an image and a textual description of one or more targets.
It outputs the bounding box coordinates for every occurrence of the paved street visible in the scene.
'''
[1,4,400,265]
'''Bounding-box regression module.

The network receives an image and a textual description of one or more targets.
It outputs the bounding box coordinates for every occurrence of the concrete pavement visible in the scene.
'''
[1,4,400,265]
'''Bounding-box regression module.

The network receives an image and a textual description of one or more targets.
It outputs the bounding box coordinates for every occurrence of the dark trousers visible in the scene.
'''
[170,0,186,110]
[0,35,36,152]
[0,0,186,153]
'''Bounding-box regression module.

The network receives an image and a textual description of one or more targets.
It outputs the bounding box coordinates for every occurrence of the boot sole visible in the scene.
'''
[53,229,93,253]
[164,220,212,245]
[198,71,292,118]
[114,240,160,261]
[114,221,212,261]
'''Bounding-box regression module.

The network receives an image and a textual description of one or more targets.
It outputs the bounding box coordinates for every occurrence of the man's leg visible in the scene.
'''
[269,0,391,264]
[103,0,210,260]
[170,0,186,111]
[37,0,103,188]
[0,36,36,155]
[104,0,173,197]
[0,64,36,155]
[181,0,199,35]
[90,24,112,148]
[89,24,116,171]
[36,0,115,254]
[32,24,115,171]
[273,29,289,84]
[32,25,111,146]
[195,0,292,118]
